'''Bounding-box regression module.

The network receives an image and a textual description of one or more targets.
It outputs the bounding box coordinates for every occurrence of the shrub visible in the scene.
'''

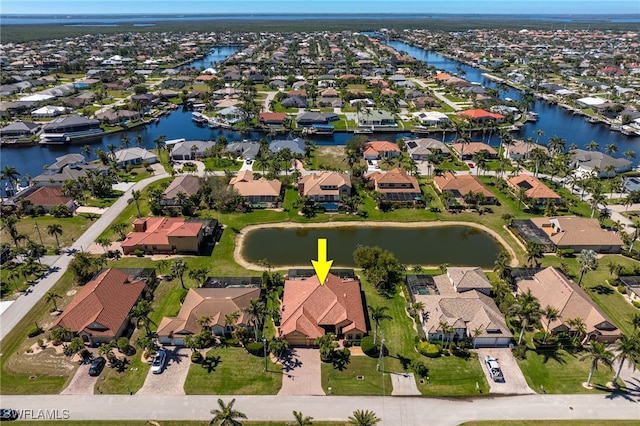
[632,301,640,309]
[50,204,72,218]
[556,248,574,258]
[190,351,203,364]
[617,285,627,294]
[417,342,441,358]
[117,337,129,353]
[360,336,377,357]
[513,344,528,359]
[410,359,429,378]
[226,338,241,347]
[28,325,44,338]
[37,338,44,348]
[133,249,143,257]
[245,341,265,357]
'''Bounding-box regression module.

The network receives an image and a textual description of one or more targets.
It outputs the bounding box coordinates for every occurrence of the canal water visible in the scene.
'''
[240,225,501,268]
[3,41,639,182]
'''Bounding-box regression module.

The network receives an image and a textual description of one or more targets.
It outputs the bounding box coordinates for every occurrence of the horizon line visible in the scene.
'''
[3,12,640,16]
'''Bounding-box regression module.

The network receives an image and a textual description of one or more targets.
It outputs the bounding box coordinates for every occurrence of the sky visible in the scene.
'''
[1,0,639,15]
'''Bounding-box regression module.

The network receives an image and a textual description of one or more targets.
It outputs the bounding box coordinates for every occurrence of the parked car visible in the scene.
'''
[0,409,19,421]
[467,162,475,168]
[88,356,106,376]
[485,355,504,382]
[151,349,167,374]
[245,159,253,165]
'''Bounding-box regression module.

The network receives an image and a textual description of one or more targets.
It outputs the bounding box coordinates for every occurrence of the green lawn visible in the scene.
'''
[0,214,92,250]
[416,353,489,396]
[95,333,151,395]
[203,157,242,171]
[183,346,282,394]
[516,345,617,394]
[321,356,392,396]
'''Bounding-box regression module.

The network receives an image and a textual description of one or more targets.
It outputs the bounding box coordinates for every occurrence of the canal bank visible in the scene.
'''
[233,220,518,271]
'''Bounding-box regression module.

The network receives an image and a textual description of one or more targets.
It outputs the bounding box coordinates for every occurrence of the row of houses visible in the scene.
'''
[52,264,620,348]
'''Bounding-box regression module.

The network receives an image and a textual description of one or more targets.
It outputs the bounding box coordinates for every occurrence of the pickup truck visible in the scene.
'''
[485,355,504,382]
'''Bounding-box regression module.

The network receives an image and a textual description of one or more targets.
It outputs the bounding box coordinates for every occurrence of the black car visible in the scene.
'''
[88,356,106,376]
[0,409,19,421]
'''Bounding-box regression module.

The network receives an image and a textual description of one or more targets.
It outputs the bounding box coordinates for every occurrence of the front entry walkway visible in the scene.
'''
[277,348,325,396]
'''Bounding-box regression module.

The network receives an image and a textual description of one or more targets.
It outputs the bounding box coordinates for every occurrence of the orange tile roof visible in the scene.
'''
[258,112,287,122]
[52,269,145,337]
[24,186,72,207]
[279,274,367,341]
[508,174,561,200]
[298,172,351,198]
[365,141,401,153]
[434,72,453,80]
[457,109,504,120]
[450,142,498,156]
[433,172,495,198]
[121,217,204,250]
[229,171,281,197]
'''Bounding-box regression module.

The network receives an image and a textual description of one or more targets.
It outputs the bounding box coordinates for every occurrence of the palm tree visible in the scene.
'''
[82,144,92,159]
[439,321,456,349]
[604,143,618,155]
[209,398,247,426]
[131,190,142,218]
[129,300,154,335]
[623,149,636,161]
[612,333,640,383]
[541,305,561,344]
[585,140,600,152]
[45,291,62,311]
[472,327,483,349]
[368,305,392,345]
[524,241,543,267]
[630,313,640,330]
[244,299,266,340]
[224,310,240,334]
[154,134,166,162]
[135,134,144,147]
[347,409,381,426]
[567,317,587,346]
[188,267,209,287]
[579,342,613,387]
[1,165,21,195]
[288,411,314,426]
[46,224,63,249]
[509,289,541,345]
[577,249,598,285]
[171,259,188,289]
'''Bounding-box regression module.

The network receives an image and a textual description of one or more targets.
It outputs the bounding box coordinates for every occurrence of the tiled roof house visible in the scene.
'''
[229,170,282,207]
[121,217,207,255]
[367,168,421,202]
[279,273,367,345]
[51,268,146,345]
[157,287,260,345]
[507,174,562,205]
[516,267,620,343]
[298,172,351,202]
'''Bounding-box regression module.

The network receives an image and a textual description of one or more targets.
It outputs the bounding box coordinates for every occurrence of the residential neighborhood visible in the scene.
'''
[1,11,640,426]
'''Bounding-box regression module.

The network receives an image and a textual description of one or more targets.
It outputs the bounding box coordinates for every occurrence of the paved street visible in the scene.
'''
[0,168,169,342]
[1,394,638,425]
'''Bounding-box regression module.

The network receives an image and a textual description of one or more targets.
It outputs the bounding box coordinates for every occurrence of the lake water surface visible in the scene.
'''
[240,224,501,268]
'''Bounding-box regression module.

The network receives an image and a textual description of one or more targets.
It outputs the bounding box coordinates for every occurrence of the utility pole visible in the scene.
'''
[33,218,44,246]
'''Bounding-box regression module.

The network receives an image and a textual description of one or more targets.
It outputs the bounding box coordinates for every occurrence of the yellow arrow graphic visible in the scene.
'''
[311,238,333,285]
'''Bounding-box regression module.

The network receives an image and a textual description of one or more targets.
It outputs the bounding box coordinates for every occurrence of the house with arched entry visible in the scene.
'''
[50,269,146,346]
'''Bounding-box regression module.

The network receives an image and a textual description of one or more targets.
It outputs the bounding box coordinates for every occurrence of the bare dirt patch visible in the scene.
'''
[315,146,356,170]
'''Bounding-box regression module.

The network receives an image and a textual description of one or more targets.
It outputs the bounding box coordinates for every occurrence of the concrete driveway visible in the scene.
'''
[136,347,190,395]
[61,353,101,395]
[390,372,421,395]
[476,348,535,395]
[278,348,324,396]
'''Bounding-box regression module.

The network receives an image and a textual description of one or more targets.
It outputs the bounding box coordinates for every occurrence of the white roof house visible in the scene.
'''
[576,97,607,107]
[113,147,158,167]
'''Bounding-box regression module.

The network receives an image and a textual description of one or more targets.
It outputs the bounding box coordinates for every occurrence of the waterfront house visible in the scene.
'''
[113,147,157,168]
[281,96,308,109]
[298,172,351,203]
[157,287,261,346]
[410,268,512,348]
[570,149,632,178]
[258,112,288,126]
[528,216,623,253]
[433,172,496,205]
[503,139,549,160]
[21,186,76,213]
[516,267,620,343]
[296,112,339,126]
[507,174,562,206]
[363,141,401,160]
[269,138,305,156]
[279,273,367,345]
[405,138,451,160]
[0,121,41,139]
[170,140,215,161]
[40,116,103,143]
[225,141,260,160]
[33,154,108,187]
[367,168,422,202]
[229,170,282,208]
[357,109,396,127]
[413,111,450,126]
[51,268,146,346]
[95,109,140,125]
[121,217,212,255]
[457,109,505,124]
[31,106,67,118]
